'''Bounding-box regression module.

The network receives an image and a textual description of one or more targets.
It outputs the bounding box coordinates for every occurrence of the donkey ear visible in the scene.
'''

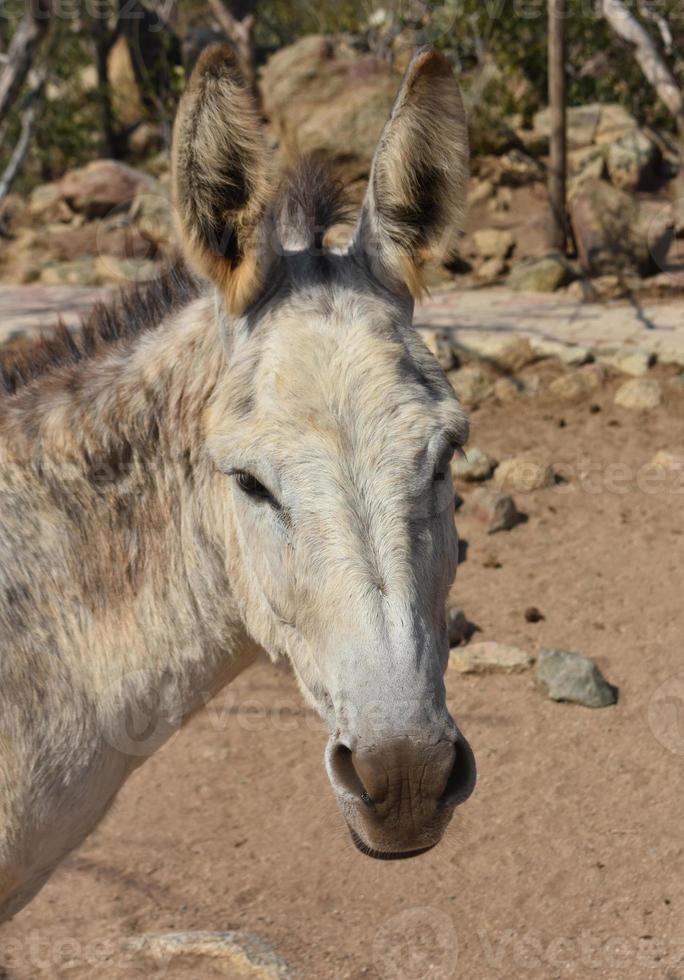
[172,44,273,314]
[353,47,468,298]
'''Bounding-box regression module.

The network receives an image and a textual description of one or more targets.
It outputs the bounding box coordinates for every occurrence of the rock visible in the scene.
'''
[129,122,164,157]
[494,455,555,493]
[461,334,536,372]
[496,148,543,186]
[606,129,658,192]
[260,35,398,182]
[671,372,684,389]
[525,606,544,623]
[593,345,654,376]
[476,256,507,280]
[123,931,293,979]
[649,450,684,473]
[528,337,590,367]
[39,258,99,287]
[93,254,159,285]
[467,179,495,206]
[58,160,155,219]
[569,178,673,277]
[548,370,600,402]
[452,447,496,482]
[129,183,175,246]
[447,366,493,406]
[591,273,627,300]
[420,329,456,370]
[493,376,523,401]
[614,377,662,410]
[536,649,617,707]
[473,228,515,260]
[507,252,576,292]
[28,182,73,222]
[467,487,523,533]
[446,605,470,647]
[533,103,636,150]
[449,641,533,674]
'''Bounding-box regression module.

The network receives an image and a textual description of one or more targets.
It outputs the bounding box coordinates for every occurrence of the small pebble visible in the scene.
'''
[536,649,618,707]
[525,606,545,623]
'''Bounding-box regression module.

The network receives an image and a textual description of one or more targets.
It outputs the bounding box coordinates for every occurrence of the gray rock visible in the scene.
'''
[536,649,617,707]
[467,487,523,533]
[473,227,515,260]
[606,129,658,192]
[593,345,654,377]
[494,455,555,493]
[420,328,457,371]
[614,377,662,410]
[507,252,576,292]
[449,641,533,674]
[122,931,294,979]
[451,446,496,482]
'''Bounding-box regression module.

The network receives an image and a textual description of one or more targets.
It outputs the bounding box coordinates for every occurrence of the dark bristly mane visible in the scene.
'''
[0,259,202,397]
[277,155,354,250]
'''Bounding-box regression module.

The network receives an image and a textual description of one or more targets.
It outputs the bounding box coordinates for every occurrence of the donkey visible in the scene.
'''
[0,44,475,921]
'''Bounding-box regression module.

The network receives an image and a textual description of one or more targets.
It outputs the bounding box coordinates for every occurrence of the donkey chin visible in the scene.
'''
[325,732,477,860]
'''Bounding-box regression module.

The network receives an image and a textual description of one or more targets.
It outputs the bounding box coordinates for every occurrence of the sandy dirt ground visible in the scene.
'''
[0,359,683,980]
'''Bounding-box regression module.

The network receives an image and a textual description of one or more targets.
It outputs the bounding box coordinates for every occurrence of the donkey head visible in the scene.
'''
[173,44,475,858]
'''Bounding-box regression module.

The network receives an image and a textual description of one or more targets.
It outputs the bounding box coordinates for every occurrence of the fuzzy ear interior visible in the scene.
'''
[353,47,469,298]
[172,44,273,314]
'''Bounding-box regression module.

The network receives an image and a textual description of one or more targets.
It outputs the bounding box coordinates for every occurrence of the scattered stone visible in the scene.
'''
[548,365,604,402]
[447,366,493,406]
[536,649,617,707]
[39,258,99,287]
[507,252,577,292]
[493,376,523,401]
[129,183,175,246]
[606,129,658,192]
[494,455,555,493]
[591,274,627,300]
[672,372,684,389]
[648,450,684,473]
[58,159,155,219]
[473,227,515,261]
[93,255,159,285]
[467,487,523,533]
[533,103,636,150]
[449,641,533,674]
[461,334,536,372]
[476,256,507,280]
[452,447,496,482]
[528,337,590,367]
[525,606,545,623]
[614,377,662,410]
[563,277,598,302]
[467,179,495,206]
[594,345,654,377]
[122,931,294,979]
[420,328,456,370]
[28,182,73,222]
[446,605,470,647]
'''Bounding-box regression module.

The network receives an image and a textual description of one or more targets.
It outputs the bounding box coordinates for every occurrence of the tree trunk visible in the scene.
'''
[548,0,567,252]
[0,69,45,205]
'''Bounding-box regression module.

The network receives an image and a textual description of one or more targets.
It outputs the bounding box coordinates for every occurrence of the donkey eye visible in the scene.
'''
[433,444,459,482]
[235,471,277,505]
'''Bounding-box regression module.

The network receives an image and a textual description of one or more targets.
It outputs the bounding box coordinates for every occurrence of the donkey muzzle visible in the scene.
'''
[326,732,476,858]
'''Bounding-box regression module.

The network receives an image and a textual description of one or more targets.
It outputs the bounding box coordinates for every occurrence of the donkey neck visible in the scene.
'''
[0,293,258,704]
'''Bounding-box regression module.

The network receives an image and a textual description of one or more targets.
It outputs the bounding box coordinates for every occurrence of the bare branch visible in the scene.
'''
[0,68,45,208]
[0,0,51,122]
[599,0,684,133]
[207,0,257,98]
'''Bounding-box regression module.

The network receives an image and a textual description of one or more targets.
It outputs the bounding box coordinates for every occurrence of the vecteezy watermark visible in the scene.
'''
[373,906,458,980]
[648,673,684,756]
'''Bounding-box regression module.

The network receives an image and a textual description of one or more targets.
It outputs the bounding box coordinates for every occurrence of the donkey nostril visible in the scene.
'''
[439,739,477,808]
[329,744,373,805]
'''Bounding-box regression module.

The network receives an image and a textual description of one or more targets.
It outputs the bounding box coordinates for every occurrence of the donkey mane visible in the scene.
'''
[0,259,201,397]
